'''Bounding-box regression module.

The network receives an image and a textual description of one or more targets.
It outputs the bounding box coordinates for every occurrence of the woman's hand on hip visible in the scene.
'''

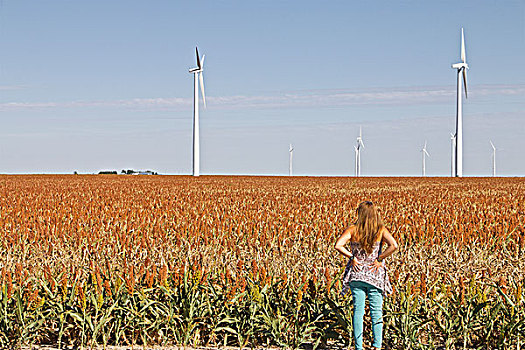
[351,257,361,270]
[371,259,383,273]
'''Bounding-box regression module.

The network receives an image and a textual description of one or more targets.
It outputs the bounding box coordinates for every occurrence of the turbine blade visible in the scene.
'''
[359,140,365,148]
[490,140,495,150]
[424,150,430,157]
[461,28,466,63]
[199,72,206,108]
[462,68,468,98]
[196,47,201,69]
[201,55,205,67]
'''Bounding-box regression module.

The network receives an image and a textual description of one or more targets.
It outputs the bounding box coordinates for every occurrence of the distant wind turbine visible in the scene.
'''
[451,28,469,177]
[421,141,430,177]
[289,144,294,176]
[355,127,365,177]
[189,47,206,177]
[490,141,496,177]
[450,133,456,177]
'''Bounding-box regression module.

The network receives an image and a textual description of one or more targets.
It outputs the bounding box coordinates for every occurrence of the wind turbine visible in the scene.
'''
[355,127,365,177]
[421,141,430,177]
[451,28,469,177]
[289,144,294,176]
[490,141,496,177]
[189,47,206,177]
[450,133,456,177]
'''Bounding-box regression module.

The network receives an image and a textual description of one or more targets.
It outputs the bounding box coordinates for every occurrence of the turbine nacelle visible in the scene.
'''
[451,62,469,70]
[422,141,430,157]
[356,127,365,149]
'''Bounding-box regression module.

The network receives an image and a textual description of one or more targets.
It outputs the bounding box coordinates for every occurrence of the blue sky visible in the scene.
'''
[0,0,524,175]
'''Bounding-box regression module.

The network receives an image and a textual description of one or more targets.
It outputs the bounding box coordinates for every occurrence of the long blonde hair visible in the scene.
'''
[354,201,383,254]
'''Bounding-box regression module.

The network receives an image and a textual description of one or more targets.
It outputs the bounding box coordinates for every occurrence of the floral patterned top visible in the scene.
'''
[341,241,393,296]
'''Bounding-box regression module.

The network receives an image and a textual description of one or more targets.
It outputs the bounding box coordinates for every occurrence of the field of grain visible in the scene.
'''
[0,175,524,349]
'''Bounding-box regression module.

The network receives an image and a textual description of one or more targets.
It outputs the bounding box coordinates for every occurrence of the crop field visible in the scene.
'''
[0,175,524,349]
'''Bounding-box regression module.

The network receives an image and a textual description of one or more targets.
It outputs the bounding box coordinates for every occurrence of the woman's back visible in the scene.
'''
[349,224,383,260]
[342,226,392,295]
[350,240,382,266]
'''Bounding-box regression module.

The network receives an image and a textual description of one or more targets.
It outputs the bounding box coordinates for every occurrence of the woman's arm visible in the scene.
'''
[377,228,398,262]
[334,226,353,259]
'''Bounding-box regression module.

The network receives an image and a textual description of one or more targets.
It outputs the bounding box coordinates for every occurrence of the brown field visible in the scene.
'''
[0,175,524,349]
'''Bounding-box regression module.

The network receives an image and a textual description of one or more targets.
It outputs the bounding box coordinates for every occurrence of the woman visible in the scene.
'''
[335,201,398,350]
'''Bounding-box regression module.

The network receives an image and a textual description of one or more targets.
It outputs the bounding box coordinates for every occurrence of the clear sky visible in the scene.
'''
[1,0,524,176]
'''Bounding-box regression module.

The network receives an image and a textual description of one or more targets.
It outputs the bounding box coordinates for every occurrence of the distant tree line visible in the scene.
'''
[96,169,158,175]
[121,169,158,175]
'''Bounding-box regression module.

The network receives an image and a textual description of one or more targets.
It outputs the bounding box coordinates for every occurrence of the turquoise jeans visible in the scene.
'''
[350,281,383,350]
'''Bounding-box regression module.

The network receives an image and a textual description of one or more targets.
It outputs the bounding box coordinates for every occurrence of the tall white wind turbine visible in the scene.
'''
[421,141,430,177]
[451,28,469,177]
[189,47,206,177]
[355,127,365,177]
[289,144,294,176]
[450,133,456,177]
[490,141,496,177]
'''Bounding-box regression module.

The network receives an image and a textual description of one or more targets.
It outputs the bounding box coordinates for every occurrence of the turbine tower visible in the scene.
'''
[354,146,359,177]
[421,141,430,177]
[355,127,365,177]
[450,133,456,177]
[289,144,294,176]
[189,47,206,177]
[490,141,496,177]
[451,28,469,177]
